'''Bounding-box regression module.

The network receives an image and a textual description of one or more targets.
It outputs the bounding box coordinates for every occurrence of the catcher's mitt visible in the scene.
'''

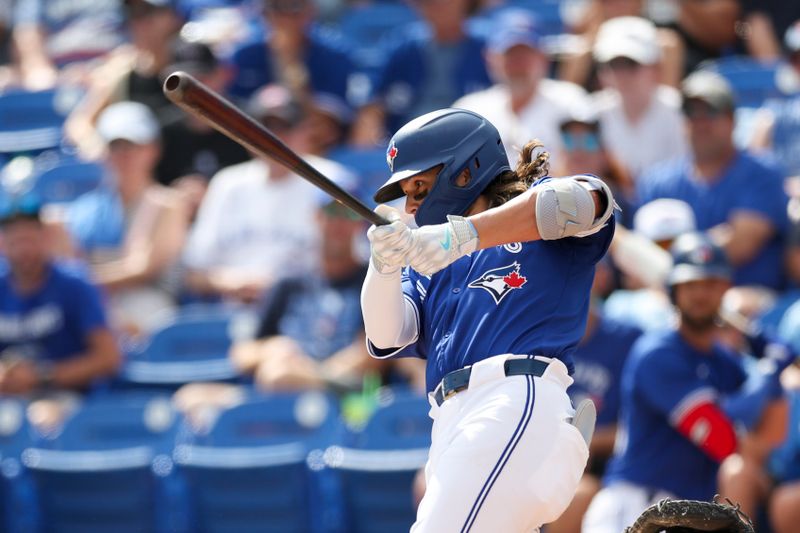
[624,496,755,533]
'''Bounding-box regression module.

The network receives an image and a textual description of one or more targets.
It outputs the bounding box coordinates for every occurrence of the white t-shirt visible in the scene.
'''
[594,85,689,179]
[452,79,587,167]
[183,156,351,280]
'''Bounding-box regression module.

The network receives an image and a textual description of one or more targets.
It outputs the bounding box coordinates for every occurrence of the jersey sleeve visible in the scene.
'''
[366,268,427,360]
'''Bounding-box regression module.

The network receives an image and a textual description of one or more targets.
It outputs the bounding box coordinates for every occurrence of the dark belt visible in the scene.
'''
[433,358,550,407]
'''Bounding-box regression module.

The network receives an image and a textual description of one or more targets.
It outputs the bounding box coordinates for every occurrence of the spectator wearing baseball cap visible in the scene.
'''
[592,16,689,180]
[555,99,635,227]
[182,83,355,305]
[64,101,189,335]
[452,8,587,166]
[637,69,790,291]
[0,192,121,431]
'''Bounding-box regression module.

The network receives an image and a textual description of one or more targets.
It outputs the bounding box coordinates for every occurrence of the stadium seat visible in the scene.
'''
[121,305,242,388]
[702,57,783,109]
[324,389,431,533]
[21,394,183,533]
[31,157,104,205]
[0,399,38,533]
[0,87,80,155]
[173,392,341,533]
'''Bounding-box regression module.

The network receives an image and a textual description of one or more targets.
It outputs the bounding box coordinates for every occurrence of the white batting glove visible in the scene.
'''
[367,205,415,274]
[407,215,479,276]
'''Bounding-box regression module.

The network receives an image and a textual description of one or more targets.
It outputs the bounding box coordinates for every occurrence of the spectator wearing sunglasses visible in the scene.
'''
[592,17,689,179]
[557,102,635,228]
[638,70,789,291]
[0,196,120,430]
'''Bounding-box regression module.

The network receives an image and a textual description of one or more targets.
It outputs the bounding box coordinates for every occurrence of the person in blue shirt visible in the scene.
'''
[582,233,791,533]
[637,70,789,290]
[226,0,356,105]
[350,0,492,145]
[361,108,617,531]
[0,197,120,428]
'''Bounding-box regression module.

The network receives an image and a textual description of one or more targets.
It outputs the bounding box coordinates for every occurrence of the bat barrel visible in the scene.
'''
[163,71,389,226]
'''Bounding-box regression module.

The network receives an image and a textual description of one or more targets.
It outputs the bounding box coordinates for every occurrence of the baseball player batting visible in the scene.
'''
[360,108,617,532]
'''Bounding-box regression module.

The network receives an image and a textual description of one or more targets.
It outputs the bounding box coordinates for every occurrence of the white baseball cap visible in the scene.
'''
[96,101,160,145]
[634,198,696,242]
[594,16,661,66]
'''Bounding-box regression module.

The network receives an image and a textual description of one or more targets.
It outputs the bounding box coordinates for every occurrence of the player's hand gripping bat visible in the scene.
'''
[163,71,389,226]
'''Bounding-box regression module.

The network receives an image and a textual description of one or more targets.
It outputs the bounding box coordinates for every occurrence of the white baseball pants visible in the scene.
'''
[411,354,589,533]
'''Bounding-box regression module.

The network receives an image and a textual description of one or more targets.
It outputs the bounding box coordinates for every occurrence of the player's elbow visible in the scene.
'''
[534,175,615,240]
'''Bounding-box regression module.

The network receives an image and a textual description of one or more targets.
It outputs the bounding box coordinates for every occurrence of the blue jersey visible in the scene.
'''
[227,25,356,103]
[0,261,109,362]
[570,315,642,427]
[637,151,789,289]
[369,212,615,392]
[766,94,800,177]
[604,329,747,501]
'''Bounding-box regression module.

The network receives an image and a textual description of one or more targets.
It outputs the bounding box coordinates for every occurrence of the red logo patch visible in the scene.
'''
[503,271,527,288]
[387,143,398,171]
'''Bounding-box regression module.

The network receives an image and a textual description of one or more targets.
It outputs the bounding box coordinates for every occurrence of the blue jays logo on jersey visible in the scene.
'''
[468,262,528,304]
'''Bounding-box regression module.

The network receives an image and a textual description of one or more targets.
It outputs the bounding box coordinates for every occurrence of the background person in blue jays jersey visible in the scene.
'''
[582,233,792,533]
[0,197,121,430]
[360,108,617,532]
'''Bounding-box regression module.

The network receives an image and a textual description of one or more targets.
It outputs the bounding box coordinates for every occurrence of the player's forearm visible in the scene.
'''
[360,264,418,350]
[470,189,541,249]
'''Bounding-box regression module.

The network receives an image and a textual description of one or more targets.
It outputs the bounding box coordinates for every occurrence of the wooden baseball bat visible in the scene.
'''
[163,71,388,226]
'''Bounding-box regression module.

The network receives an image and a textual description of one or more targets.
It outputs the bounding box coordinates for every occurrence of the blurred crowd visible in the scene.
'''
[1,0,800,531]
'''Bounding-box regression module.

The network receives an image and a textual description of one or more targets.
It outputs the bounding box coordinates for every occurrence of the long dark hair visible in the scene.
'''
[482,140,550,208]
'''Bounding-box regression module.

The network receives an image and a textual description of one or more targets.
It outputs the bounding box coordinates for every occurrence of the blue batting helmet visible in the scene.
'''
[667,232,732,287]
[373,108,511,226]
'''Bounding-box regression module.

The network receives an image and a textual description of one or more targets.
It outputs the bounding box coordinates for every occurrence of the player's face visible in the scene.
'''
[674,277,730,330]
[399,167,440,217]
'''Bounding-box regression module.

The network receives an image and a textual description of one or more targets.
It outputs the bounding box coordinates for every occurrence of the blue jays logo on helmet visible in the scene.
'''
[386,143,398,171]
[373,108,511,226]
[468,262,528,304]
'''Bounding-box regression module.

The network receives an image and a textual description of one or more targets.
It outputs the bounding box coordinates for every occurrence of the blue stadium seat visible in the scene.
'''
[121,305,241,387]
[32,157,104,205]
[324,390,431,533]
[21,394,183,533]
[173,392,341,533]
[0,87,79,155]
[337,3,421,71]
[0,399,39,533]
[702,57,783,109]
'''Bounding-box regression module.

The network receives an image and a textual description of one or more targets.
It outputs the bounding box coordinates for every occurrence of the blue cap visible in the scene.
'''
[487,9,541,54]
[668,232,731,286]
